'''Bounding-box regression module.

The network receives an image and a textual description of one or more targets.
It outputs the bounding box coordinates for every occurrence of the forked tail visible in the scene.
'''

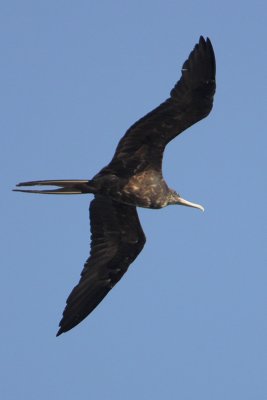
[13,179,93,194]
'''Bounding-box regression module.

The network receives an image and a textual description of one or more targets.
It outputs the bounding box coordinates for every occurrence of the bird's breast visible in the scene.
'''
[120,171,169,209]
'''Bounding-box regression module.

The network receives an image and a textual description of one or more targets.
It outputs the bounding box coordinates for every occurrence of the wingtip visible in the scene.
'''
[56,328,63,337]
[206,36,211,45]
[198,36,214,53]
[199,35,211,43]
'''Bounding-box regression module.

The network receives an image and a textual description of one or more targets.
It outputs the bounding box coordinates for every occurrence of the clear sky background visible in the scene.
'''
[1,1,266,399]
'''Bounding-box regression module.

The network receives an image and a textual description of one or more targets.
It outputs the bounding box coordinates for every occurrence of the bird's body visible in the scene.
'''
[14,36,216,336]
[90,169,170,209]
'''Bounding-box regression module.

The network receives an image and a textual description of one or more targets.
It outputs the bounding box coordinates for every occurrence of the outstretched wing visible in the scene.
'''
[103,36,216,176]
[56,195,146,336]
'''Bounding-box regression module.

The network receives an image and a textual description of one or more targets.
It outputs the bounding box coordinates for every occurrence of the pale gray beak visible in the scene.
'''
[177,196,204,212]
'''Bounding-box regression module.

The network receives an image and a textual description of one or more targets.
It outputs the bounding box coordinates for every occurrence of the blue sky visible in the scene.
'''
[2,1,266,399]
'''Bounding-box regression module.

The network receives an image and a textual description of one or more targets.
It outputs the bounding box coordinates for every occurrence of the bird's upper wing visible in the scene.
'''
[104,36,216,176]
[56,195,146,336]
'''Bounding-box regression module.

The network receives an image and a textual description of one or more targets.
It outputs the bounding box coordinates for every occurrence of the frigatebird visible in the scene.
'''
[14,36,216,336]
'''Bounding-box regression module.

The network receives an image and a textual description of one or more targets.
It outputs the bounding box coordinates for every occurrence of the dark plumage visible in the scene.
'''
[14,36,216,336]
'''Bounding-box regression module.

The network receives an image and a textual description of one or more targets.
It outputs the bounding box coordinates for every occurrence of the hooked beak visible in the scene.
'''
[177,196,204,212]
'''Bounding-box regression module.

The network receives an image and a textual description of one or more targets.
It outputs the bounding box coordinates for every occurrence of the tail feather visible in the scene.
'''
[13,179,92,194]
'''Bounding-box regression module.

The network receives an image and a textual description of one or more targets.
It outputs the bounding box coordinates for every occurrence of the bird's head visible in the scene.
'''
[168,190,204,212]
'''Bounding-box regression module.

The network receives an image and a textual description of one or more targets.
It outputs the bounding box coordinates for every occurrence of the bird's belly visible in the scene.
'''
[93,171,169,209]
[118,177,169,209]
[116,187,167,208]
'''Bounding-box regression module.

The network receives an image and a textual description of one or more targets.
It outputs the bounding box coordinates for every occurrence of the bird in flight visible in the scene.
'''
[14,36,216,336]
